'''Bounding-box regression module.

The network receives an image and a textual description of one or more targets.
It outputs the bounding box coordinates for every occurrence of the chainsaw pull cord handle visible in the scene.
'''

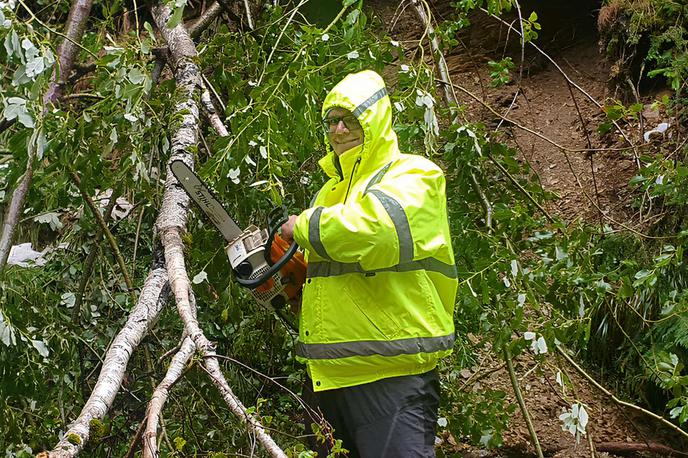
[235,240,298,289]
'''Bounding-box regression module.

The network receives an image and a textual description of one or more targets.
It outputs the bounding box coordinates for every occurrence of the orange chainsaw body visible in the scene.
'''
[256,234,307,300]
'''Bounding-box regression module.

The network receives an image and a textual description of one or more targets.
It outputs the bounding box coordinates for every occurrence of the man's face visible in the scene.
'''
[323,107,364,156]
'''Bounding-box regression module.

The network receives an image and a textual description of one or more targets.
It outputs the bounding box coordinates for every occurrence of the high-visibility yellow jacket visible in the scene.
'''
[293,70,457,391]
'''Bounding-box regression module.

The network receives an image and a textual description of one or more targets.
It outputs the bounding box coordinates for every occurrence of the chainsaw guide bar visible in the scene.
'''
[170,160,243,242]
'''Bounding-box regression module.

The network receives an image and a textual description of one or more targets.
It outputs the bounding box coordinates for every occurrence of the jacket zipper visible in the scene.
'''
[343,157,361,204]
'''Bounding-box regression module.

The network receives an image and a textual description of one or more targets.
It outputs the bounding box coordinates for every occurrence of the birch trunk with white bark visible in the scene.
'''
[152,5,286,456]
[41,267,169,458]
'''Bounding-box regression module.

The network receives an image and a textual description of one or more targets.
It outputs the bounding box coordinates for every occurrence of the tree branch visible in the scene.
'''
[72,190,120,322]
[505,346,544,458]
[0,131,37,271]
[142,335,195,457]
[187,2,223,40]
[557,345,688,441]
[410,0,495,232]
[152,4,286,456]
[41,267,170,457]
[0,0,95,273]
[70,172,135,298]
[201,81,229,137]
[44,0,95,105]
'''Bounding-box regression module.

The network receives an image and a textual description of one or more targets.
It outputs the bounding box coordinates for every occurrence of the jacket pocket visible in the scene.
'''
[342,276,403,340]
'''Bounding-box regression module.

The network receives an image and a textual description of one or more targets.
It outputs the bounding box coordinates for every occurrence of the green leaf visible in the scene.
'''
[346,9,360,25]
[144,21,155,38]
[173,436,186,451]
[128,67,146,84]
[0,317,16,347]
[192,271,208,284]
[61,292,76,308]
[31,339,50,357]
[34,212,63,231]
[634,269,652,280]
[617,279,634,298]
[167,6,185,29]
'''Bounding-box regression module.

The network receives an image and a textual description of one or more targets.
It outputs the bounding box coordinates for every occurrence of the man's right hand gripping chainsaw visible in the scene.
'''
[170,160,307,312]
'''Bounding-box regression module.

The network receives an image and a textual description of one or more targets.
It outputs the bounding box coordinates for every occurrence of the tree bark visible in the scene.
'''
[188,2,223,40]
[42,267,169,457]
[44,0,95,104]
[0,0,94,273]
[142,336,195,457]
[152,5,286,456]
[0,140,36,270]
[201,83,229,137]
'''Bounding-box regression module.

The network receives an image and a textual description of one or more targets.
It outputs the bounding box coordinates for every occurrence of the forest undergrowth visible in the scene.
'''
[0,0,687,456]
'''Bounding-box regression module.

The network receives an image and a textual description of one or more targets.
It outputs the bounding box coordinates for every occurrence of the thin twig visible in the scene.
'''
[411,0,494,232]
[480,7,641,168]
[556,345,688,441]
[242,0,254,30]
[70,172,136,298]
[73,190,120,322]
[487,153,555,223]
[505,346,544,458]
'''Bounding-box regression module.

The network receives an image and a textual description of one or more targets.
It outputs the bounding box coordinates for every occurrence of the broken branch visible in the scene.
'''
[42,267,170,457]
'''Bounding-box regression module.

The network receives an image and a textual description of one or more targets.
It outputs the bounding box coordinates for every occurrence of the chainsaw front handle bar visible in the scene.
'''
[235,240,299,289]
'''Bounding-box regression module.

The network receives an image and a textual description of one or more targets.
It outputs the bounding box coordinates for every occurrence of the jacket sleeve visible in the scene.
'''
[292,162,448,271]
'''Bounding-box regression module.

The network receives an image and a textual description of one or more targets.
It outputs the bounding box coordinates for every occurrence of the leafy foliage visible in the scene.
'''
[1,0,688,455]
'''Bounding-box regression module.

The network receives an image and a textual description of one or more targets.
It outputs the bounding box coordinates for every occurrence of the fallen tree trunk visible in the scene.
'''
[152,4,286,457]
[40,266,170,457]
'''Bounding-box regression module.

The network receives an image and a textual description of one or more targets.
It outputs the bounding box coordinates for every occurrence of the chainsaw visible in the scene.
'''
[170,160,307,315]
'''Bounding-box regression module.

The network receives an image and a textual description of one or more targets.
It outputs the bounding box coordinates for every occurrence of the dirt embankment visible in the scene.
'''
[369,0,685,456]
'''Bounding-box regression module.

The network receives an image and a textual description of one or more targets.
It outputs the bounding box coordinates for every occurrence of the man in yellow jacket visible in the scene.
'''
[281,69,457,457]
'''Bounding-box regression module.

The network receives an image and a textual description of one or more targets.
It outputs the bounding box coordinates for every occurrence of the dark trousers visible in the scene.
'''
[303,370,440,458]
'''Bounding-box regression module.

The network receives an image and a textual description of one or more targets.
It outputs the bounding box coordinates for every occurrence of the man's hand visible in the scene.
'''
[280,214,298,242]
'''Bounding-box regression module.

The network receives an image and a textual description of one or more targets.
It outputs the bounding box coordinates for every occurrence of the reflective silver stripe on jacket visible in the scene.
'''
[353,88,388,118]
[367,189,414,263]
[296,333,455,359]
[307,257,458,279]
[309,189,321,207]
[364,162,393,195]
[309,207,332,260]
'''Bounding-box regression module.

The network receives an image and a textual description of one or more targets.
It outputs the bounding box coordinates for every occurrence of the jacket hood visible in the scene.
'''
[319,70,400,179]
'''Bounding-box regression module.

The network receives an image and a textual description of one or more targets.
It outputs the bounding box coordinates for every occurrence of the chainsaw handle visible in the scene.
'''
[234,240,299,289]
[264,206,289,267]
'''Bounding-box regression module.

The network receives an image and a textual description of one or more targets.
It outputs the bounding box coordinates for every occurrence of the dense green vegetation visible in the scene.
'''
[1,0,687,456]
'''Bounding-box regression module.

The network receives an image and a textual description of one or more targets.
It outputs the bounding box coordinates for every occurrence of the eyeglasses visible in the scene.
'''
[321,114,362,133]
